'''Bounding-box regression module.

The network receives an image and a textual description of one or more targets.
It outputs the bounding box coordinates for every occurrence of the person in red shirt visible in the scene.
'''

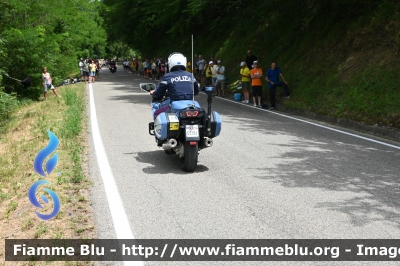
[250,61,263,107]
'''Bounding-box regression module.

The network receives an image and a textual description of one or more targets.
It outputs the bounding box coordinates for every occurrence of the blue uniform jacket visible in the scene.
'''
[153,69,199,102]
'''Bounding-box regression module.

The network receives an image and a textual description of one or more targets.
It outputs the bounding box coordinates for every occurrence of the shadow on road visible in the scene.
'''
[109,93,150,105]
[221,112,400,229]
[127,150,209,175]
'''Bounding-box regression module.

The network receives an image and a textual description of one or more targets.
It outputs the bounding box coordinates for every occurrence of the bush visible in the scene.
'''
[0,90,19,127]
[19,85,43,100]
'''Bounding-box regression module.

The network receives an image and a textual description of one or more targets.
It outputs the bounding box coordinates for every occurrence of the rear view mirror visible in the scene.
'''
[140,83,156,92]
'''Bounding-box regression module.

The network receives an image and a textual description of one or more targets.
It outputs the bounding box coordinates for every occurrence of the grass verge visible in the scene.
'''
[0,84,95,265]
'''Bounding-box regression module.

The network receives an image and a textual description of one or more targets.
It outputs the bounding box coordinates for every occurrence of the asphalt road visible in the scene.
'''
[88,68,400,265]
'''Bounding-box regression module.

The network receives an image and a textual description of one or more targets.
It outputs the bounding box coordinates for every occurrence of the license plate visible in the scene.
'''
[186,125,199,137]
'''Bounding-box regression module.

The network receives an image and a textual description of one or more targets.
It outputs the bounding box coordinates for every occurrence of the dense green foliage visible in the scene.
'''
[0,91,18,132]
[0,0,106,100]
[105,41,139,59]
[103,0,400,127]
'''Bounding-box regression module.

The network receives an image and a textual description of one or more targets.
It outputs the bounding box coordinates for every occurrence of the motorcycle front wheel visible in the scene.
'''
[181,142,198,172]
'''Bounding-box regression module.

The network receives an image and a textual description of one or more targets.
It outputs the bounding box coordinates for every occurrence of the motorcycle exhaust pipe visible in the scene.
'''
[162,139,177,150]
[199,137,213,149]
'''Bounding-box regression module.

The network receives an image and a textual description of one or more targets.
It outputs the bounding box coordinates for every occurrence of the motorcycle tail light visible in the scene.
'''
[185,110,199,117]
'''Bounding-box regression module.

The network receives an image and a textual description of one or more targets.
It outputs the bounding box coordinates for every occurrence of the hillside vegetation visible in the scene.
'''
[0,0,106,129]
[103,0,400,128]
[0,0,106,97]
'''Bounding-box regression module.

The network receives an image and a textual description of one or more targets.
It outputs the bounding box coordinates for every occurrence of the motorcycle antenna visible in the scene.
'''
[191,34,195,106]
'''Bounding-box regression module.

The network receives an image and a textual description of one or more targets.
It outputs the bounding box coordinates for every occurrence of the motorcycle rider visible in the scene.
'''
[150,52,199,102]
[109,59,117,71]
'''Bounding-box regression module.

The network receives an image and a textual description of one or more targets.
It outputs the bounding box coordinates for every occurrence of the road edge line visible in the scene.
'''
[89,83,143,266]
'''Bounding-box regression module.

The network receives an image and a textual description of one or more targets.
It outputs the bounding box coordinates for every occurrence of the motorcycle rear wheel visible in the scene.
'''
[181,142,198,172]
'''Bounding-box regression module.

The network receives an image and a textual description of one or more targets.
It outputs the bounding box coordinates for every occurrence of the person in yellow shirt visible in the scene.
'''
[205,61,214,86]
[186,62,192,73]
[89,59,97,83]
[139,61,144,76]
[130,59,135,74]
[239,62,251,103]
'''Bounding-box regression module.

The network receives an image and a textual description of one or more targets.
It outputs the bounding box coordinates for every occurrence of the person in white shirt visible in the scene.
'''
[78,58,84,80]
[42,67,61,100]
[151,60,157,80]
[213,60,225,97]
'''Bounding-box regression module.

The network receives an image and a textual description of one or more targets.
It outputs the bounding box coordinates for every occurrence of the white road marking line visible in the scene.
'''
[89,83,143,266]
[205,93,400,150]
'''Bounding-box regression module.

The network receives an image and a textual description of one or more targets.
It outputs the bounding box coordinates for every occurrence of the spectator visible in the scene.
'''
[144,59,149,78]
[157,58,162,79]
[246,50,258,69]
[78,58,84,80]
[194,54,199,79]
[265,61,290,110]
[83,58,90,83]
[125,59,130,71]
[159,59,166,78]
[196,55,206,88]
[89,60,97,83]
[129,59,132,72]
[211,61,218,86]
[205,61,213,86]
[130,59,134,74]
[210,55,215,64]
[164,59,169,73]
[151,60,157,80]
[186,61,192,73]
[135,58,139,75]
[95,59,100,81]
[250,61,263,107]
[146,59,152,79]
[137,60,142,76]
[214,60,225,97]
[42,67,60,100]
[239,61,251,104]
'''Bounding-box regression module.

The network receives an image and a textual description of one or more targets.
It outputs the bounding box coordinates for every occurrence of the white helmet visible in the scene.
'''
[168,52,187,72]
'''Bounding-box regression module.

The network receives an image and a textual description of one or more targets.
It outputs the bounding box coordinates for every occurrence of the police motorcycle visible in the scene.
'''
[140,54,221,172]
[109,60,117,73]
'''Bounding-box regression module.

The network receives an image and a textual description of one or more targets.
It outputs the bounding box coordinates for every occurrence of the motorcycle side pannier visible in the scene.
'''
[209,111,222,138]
[154,112,180,140]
